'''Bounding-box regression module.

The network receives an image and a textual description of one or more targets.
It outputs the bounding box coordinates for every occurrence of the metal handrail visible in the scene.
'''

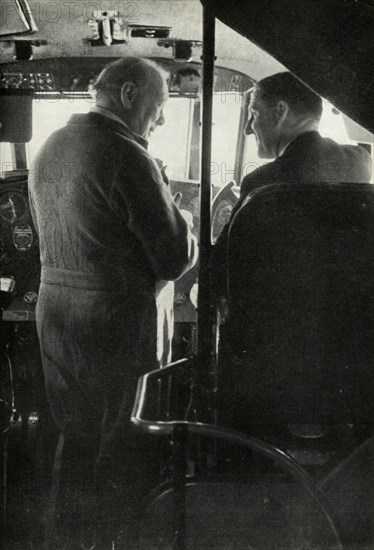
[131,365,343,548]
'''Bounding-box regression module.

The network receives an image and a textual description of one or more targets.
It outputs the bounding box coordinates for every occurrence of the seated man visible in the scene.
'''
[212,71,372,298]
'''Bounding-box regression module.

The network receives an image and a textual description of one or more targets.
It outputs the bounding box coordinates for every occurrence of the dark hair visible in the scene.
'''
[256,72,323,119]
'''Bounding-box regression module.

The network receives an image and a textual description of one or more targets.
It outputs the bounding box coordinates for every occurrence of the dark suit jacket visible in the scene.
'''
[212,131,372,297]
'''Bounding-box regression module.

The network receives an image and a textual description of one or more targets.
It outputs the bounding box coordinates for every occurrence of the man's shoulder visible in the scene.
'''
[31,113,159,182]
[70,112,157,165]
[240,133,372,194]
[314,135,372,183]
[66,112,143,148]
[240,159,283,196]
[322,136,370,162]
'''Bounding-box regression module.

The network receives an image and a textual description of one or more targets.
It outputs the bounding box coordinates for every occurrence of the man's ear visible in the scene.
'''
[274,100,289,125]
[120,82,138,109]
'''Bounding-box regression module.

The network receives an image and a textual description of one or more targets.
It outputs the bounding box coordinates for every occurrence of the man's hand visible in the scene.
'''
[173,192,194,229]
[173,192,182,207]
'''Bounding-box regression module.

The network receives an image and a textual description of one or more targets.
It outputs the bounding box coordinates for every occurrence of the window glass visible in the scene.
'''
[319,101,355,144]
[28,97,92,163]
[148,97,193,181]
[211,92,242,187]
[29,96,195,183]
[0,143,15,174]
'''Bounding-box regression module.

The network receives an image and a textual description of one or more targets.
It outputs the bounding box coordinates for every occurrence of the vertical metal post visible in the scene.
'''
[172,424,188,550]
[196,5,215,419]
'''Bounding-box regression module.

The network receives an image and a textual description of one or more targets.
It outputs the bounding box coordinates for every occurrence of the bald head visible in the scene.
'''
[92,57,169,139]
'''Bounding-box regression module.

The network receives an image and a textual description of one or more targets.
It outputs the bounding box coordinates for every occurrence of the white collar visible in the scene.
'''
[90,106,145,144]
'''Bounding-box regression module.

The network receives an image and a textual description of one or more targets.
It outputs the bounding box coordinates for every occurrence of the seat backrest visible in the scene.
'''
[218,183,374,430]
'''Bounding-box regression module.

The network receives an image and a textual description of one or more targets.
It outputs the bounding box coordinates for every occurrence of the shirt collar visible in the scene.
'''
[279,130,320,157]
[90,105,148,148]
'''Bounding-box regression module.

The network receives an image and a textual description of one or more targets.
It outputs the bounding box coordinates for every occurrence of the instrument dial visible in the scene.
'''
[0,192,27,224]
[211,199,233,243]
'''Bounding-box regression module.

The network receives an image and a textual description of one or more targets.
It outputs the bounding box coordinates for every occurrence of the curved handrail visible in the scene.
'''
[131,365,343,549]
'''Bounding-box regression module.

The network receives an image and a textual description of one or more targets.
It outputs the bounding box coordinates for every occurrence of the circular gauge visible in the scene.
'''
[211,199,234,243]
[0,191,27,224]
[6,73,23,88]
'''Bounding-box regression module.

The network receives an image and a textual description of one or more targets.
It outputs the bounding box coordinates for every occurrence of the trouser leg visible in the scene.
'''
[45,430,101,550]
[37,286,160,549]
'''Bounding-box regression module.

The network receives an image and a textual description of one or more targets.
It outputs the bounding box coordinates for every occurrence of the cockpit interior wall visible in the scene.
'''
[0,177,40,303]
[0,1,373,548]
[0,0,285,78]
[202,0,374,134]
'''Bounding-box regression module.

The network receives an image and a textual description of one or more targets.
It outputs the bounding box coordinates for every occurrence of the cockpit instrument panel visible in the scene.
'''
[0,179,40,303]
[0,191,28,224]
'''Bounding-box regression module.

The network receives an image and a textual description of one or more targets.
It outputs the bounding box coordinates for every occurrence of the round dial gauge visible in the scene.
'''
[0,192,27,224]
[211,199,233,243]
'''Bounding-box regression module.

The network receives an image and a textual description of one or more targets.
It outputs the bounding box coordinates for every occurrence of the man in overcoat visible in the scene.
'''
[29,56,197,549]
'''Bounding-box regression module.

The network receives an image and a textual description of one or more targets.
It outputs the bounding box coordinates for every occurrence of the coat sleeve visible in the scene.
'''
[28,187,39,236]
[113,147,197,281]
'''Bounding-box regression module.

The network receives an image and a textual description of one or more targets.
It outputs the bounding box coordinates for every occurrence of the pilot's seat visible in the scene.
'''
[129,182,374,549]
[217,183,374,452]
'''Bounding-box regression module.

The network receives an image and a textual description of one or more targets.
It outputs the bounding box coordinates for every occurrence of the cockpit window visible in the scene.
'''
[211,92,242,187]
[28,97,92,163]
[29,96,195,182]
[148,97,194,181]
[319,101,356,144]
[0,143,15,173]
